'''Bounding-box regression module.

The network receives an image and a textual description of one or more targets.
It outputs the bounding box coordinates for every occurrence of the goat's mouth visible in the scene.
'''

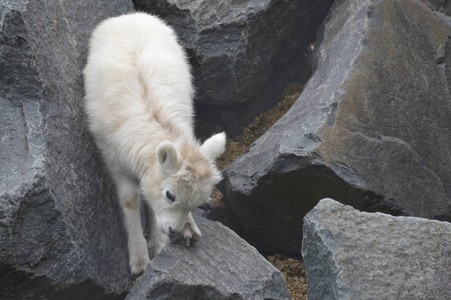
[168,227,178,237]
[161,226,178,240]
[166,227,191,245]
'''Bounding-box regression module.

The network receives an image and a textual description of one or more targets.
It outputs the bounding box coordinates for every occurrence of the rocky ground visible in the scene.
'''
[197,82,308,300]
[268,254,307,300]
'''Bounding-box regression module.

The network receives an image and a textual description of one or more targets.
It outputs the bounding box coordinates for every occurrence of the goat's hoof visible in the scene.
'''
[180,222,201,247]
[130,255,150,276]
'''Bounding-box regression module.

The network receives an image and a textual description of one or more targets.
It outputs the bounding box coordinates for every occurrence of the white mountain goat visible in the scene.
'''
[83,12,226,275]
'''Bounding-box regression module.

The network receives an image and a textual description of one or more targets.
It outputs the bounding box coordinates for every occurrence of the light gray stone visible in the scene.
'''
[220,0,451,254]
[134,0,335,135]
[126,212,290,300]
[302,198,451,300]
[0,1,134,298]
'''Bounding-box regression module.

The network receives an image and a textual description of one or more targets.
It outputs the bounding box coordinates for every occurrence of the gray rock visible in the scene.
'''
[134,0,335,135]
[421,0,451,16]
[220,0,451,254]
[0,1,134,298]
[126,212,289,300]
[302,198,451,300]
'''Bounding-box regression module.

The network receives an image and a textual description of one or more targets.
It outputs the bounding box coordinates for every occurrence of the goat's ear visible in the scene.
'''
[200,132,226,160]
[156,141,180,174]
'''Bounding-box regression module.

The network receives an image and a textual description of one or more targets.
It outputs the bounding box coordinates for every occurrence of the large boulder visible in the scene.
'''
[220,0,451,254]
[134,0,335,135]
[302,198,451,299]
[126,211,290,300]
[0,1,134,298]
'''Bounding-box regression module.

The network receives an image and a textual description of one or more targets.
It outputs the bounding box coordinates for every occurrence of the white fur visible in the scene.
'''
[83,13,226,275]
[200,132,227,160]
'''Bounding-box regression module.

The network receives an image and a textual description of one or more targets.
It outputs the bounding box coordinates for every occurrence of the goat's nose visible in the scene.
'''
[169,227,176,236]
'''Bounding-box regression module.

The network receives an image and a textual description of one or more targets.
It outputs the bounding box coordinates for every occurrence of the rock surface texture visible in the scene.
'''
[126,211,290,300]
[0,1,134,299]
[220,0,451,254]
[302,198,451,299]
[134,0,335,135]
[421,0,451,15]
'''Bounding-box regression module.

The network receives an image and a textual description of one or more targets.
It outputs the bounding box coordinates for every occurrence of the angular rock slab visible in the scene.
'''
[302,198,451,299]
[126,213,289,300]
[134,0,334,135]
[220,0,451,254]
[0,1,134,299]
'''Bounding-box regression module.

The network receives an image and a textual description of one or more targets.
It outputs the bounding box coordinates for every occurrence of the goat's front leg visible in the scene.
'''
[145,203,170,259]
[180,212,201,246]
[115,176,150,275]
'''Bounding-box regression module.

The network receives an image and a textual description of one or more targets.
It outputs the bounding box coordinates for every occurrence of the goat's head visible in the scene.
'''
[141,133,226,236]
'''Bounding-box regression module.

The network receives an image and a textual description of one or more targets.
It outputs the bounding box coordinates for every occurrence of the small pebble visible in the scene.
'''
[274,260,286,271]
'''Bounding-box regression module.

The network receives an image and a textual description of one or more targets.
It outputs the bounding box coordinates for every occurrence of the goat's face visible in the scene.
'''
[141,133,226,236]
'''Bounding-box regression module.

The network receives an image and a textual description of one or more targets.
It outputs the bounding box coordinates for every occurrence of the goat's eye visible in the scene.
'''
[166,191,176,202]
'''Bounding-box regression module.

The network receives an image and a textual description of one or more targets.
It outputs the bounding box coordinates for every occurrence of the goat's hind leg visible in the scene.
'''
[114,174,150,275]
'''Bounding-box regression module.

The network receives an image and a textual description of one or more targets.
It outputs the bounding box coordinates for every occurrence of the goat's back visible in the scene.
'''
[83,13,195,174]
